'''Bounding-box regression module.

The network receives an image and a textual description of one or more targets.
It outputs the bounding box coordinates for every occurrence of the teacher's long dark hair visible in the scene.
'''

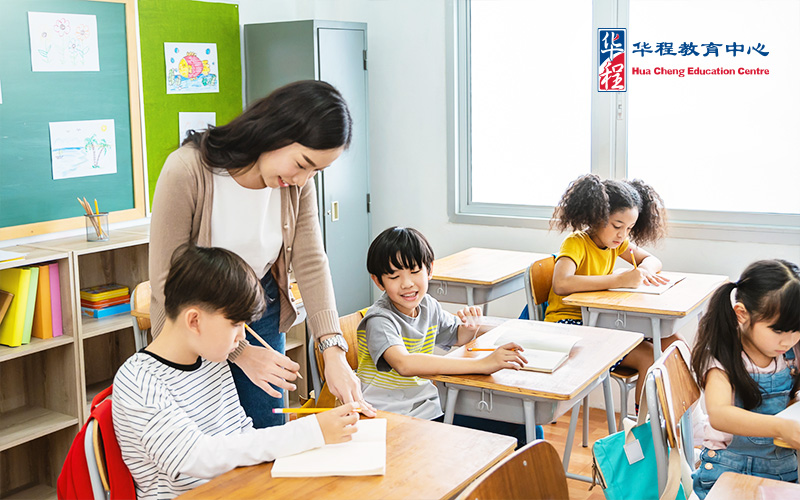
[183,80,353,172]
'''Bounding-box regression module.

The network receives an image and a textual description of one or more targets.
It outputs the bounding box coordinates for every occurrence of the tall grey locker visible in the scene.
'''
[244,20,371,318]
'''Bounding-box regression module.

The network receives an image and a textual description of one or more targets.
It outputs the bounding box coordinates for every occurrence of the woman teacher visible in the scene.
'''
[149,80,375,427]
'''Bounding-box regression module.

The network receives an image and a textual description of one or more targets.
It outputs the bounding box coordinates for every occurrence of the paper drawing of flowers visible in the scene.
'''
[76,24,90,40]
[54,18,70,37]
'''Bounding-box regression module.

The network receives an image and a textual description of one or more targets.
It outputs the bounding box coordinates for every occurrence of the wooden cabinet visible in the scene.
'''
[0,226,148,499]
[0,246,78,499]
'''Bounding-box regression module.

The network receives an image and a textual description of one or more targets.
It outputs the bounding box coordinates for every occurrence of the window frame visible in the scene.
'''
[446,0,800,245]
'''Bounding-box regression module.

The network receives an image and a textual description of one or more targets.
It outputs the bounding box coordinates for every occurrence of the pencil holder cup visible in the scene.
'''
[84,213,109,242]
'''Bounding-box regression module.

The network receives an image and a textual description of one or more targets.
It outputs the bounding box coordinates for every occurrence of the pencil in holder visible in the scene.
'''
[84,213,109,242]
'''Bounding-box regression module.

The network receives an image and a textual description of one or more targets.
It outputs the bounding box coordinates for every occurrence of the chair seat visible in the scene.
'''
[610,365,638,381]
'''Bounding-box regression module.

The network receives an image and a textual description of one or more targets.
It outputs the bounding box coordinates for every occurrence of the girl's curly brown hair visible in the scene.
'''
[551,174,667,246]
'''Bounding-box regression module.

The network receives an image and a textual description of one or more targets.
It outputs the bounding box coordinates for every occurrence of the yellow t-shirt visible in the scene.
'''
[544,231,630,322]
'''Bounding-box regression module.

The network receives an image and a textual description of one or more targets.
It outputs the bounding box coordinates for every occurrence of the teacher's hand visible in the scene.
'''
[235,343,301,398]
[322,348,377,417]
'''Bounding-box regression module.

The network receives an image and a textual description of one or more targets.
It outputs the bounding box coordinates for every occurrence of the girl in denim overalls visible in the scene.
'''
[691,259,800,499]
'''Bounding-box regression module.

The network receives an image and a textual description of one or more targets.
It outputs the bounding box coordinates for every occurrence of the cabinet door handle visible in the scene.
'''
[331,201,339,221]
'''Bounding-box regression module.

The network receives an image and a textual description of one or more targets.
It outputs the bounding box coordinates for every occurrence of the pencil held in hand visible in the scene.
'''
[630,248,638,269]
[273,407,363,414]
[245,323,302,379]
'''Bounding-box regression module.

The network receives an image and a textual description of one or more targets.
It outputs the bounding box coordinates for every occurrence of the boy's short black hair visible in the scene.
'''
[164,244,266,323]
[367,227,434,286]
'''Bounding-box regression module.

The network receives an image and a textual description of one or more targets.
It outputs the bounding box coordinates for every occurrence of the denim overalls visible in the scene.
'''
[693,352,798,499]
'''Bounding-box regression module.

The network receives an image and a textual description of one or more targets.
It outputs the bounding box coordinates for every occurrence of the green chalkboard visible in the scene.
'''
[0,0,144,239]
[138,0,242,210]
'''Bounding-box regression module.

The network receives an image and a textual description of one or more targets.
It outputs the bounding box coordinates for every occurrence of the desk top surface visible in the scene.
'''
[706,471,800,500]
[431,248,551,285]
[562,272,728,317]
[426,319,642,400]
[176,410,516,500]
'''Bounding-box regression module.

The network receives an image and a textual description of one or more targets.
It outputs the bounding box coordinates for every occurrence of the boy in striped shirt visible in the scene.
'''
[113,245,359,500]
[356,227,531,445]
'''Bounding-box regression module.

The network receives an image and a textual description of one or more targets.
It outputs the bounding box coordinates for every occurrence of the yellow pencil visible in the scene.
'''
[94,198,99,215]
[272,407,362,414]
[466,347,520,352]
[630,248,638,269]
[245,323,302,379]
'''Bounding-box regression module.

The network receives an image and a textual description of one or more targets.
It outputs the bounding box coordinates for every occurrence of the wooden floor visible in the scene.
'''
[545,406,616,500]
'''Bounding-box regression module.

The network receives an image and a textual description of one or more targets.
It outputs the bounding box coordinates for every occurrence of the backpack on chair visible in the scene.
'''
[57,385,136,500]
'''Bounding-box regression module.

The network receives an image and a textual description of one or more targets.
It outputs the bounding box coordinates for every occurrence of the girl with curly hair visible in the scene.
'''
[545,174,677,403]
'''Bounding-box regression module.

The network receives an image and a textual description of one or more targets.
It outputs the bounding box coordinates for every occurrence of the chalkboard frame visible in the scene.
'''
[0,0,144,240]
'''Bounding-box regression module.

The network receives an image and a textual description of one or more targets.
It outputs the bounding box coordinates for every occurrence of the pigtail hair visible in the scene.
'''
[551,174,609,233]
[627,179,667,246]
[691,281,762,409]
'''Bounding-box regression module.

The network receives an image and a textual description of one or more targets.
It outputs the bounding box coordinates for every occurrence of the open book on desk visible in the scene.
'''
[491,319,580,373]
[271,418,387,477]
[607,271,687,295]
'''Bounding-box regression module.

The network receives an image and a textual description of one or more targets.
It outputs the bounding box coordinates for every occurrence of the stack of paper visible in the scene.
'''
[271,418,387,477]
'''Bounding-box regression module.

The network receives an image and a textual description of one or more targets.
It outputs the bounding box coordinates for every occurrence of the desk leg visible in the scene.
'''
[522,400,536,444]
[602,371,617,434]
[443,387,459,425]
[562,403,581,469]
[651,317,663,360]
[466,287,474,307]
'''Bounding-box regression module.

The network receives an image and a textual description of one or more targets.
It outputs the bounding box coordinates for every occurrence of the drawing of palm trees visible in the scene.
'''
[84,134,110,168]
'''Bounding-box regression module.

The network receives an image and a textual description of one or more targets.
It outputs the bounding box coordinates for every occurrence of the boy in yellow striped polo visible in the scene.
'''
[357,227,534,446]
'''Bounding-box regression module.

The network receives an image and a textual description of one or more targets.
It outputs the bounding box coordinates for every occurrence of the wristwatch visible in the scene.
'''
[318,334,348,354]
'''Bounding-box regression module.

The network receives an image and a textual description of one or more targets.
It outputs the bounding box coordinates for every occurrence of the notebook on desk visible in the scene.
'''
[271,418,387,477]
[607,272,687,295]
[491,319,580,373]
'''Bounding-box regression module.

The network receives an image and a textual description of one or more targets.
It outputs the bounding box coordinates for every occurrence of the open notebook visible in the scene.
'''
[491,319,580,373]
[607,271,687,295]
[271,418,387,477]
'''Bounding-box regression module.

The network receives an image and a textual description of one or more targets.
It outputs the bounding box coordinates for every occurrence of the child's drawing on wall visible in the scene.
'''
[164,43,219,94]
[49,119,117,180]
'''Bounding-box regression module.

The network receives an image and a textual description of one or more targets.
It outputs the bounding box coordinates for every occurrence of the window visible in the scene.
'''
[449,0,800,241]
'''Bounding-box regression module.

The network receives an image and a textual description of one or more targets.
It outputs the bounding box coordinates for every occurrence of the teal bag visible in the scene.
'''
[591,401,686,500]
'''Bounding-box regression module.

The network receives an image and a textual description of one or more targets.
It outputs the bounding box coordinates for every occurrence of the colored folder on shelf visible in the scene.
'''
[80,283,129,302]
[0,267,32,347]
[32,264,53,339]
[0,290,14,327]
[49,263,63,337]
[81,302,131,318]
[21,266,40,345]
[80,294,130,309]
[0,249,26,264]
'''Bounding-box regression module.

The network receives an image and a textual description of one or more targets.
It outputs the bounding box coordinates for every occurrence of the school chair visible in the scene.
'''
[130,281,151,351]
[524,255,593,449]
[645,341,700,498]
[525,255,638,431]
[306,309,366,408]
[58,385,136,500]
[455,439,569,500]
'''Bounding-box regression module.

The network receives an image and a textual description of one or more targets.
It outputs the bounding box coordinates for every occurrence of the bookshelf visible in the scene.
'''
[30,230,149,415]
[0,245,77,500]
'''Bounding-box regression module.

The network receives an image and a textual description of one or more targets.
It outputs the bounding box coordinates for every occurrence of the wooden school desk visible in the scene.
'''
[424,319,643,482]
[428,248,550,314]
[175,410,516,500]
[705,471,800,500]
[562,272,727,359]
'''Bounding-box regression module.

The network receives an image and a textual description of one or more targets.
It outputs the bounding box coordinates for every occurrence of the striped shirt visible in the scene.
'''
[356,294,459,419]
[113,351,324,500]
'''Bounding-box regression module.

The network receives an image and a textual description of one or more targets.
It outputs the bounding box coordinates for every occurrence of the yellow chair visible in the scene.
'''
[525,256,637,431]
[304,309,366,410]
[455,439,569,500]
[130,280,151,350]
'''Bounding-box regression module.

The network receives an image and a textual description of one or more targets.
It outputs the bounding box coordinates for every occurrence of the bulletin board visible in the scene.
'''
[0,0,145,240]
[138,0,242,210]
